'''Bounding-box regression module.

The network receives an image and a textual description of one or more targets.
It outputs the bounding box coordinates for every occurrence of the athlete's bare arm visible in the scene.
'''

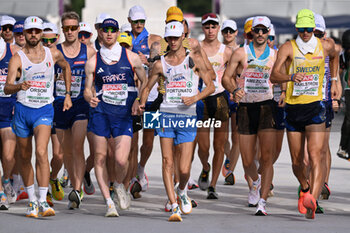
[223,45,233,64]
[271,41,303,83]
[51,47,72,111]
[86,45,97,59]
[322,38,339,99]
[4,54,28,95]
[84,54,99,108]
[182,52,215,106]
[10,44,20,55]
[126,49,148,115]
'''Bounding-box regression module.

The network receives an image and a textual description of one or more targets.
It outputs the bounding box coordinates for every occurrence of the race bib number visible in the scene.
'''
[244,71,270,94]
[0,75,10,97]
[102,84,128,105]
[292,74,319,96]
[25,80,51,104]
[166,81,194,103]
[56,76,82,98]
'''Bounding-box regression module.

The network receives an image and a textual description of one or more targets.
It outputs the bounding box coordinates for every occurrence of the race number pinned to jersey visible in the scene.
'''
[0,75,11,97]
[102,83,128,105]
[166,81,194,103]
[25,80,52,104]
[244,71,270,94]
[292,74,319,96]
[56,76,82,98]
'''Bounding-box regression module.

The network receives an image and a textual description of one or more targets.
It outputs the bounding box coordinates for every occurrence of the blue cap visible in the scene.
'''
[13,20,24,33]
[101,18,119,29]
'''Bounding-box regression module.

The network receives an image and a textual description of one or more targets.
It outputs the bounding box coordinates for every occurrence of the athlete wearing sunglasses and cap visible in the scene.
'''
[1,15,16,44]
[271,9,338,219]
[42,23,59,48]
[78,22,93,47]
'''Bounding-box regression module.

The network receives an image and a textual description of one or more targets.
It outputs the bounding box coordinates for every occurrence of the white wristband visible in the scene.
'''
[331,77,338,81]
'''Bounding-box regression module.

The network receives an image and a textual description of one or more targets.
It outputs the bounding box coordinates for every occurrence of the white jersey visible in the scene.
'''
[17,47,55,108]
[202,43,226,95]
[160,54,198,116]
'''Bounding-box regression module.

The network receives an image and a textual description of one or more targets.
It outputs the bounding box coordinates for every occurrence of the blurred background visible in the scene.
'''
[1,0,350,45]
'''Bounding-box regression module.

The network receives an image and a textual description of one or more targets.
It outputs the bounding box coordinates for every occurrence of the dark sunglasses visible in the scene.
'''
[62,25,79,32]
[2,25,13,31]
[42,37,57,44]
[252,27,269,34]
[102,27,118,33]
[25,28,42,34]
[268,35,275,41]
[131,20,145,24]
[222,28,236,34]
[14,32,24,36]
[314,33,325,38]
[297,27,313,33]
[78,32,92,39]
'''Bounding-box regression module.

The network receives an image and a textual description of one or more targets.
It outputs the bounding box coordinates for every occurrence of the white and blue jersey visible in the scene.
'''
[0,43,15,128]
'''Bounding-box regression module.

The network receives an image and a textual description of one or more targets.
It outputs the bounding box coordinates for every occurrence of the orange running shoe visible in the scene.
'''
[303,191,317,219]
[298,190,307,214]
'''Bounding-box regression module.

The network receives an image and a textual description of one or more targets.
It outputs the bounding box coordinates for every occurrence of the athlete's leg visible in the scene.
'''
[0,128,16,180]
[17,136,34,187]
[160,137,176,204]
[33,125,51,187]
[50,134,64,180]
[177,141,195,190]
[123,132,138,188]
[107,138,116,183]
[57,129,75,187]
[93,134,109,198]
[113,135,132,184]
[273,130,284,164]
[85,132,95,173]
[139,129,154,168]
[322,128,331,184]
[239,134,258,181]
[228,113,240,171]
[197,127,210,171]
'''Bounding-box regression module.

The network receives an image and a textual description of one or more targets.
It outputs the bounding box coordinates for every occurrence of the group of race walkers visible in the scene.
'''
[0,5,348,222]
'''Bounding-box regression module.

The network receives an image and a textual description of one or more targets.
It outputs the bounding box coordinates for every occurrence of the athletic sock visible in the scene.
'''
[252,176,261,186]
[25,185,37,202]
[171,203,179,210]
[38,187,48,202]
[137,163,145,179]
[178,188,186,196]
[106,197,114,206]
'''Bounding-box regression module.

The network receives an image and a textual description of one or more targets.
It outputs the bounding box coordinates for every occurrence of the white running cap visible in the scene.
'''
[252,16,271,28]
[24,16,43,30]
[121,23,132,33]
[95,13,110,25]
[269,24,275,36]
[222,19,237,31]
[314,13,326,32]
[128,5,147,21]
[79,22,92,33]
[164,21,184,38]
[1,15,16,26]
[43,22,58,34]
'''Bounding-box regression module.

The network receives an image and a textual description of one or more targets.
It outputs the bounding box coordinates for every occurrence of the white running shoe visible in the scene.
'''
[26,201,39,218]
[38,201,55,217]
[138,173,149,192]
[105,203,119,217]
[114,183,130,210]
[168,205,182,222]
[177,188,192,215]
[0,193,9,210]
[3,181,17,204]
[255,199,267,216]
[248,175,261,207]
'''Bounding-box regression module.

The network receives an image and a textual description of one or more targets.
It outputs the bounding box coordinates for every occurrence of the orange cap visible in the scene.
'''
[244,17,253,34]
[166,6,183,23]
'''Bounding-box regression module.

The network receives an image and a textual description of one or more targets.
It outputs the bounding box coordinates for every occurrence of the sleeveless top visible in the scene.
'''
[54,43,88,102]
[201,43,226,95]
[17,47,55,108]
[160,53,199,116]
[286,38,325,105]
[237,42,275,103]
[0,43,15,100]
[94,46,137,117]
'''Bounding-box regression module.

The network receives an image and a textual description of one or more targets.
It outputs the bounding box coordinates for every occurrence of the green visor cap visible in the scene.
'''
[295,9,315,28]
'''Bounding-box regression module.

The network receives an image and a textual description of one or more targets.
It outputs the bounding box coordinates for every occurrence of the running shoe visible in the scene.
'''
[224,171,235,185]
[80,188,84,201]
[46,191,54,207]
[26,201,39,218]
[16,185,28,201]
[337,147,350,160]
[248,175,261,207]
[298,189,307,214]
[60,169,69,188]
[164,200,172,212]
[168,205,182,222]
[320,183,330,200]
[0,193,9,210]
[198,163,210,191]
[68,190,81,209]
[207,186,218,199]
[130,180,142,199]
[177,189,192,215]
[255,199,267,216]
[315,200,324,214]
[105,203,119,217]
[2,180,17,204]
[39,201,55,217]
[191,199,198,208]
[187,177,199,190]
[138,172,149,192]
[268,184,274,197]
[221,158,230,177]
[109,183,115,200]
[303,191,316,219]
[114,183,130,210]
[83,171,95,195]
[50,179,64,201]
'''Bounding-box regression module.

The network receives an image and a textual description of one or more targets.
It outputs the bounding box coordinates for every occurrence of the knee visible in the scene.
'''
[115,156,128,168]
[162,157,173,172]
[94,154,106,167]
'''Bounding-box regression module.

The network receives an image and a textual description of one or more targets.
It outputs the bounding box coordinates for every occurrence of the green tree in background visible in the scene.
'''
[65,0,85,18]
[178,0,211,16]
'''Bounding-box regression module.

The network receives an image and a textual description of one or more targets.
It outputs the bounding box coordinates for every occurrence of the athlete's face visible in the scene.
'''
[1,24,14,42]
[62,19,79,43]
[129,18,145,35]
[42,33,58,48]
[202,23,219,41]
[222,28,237,44]
[296,27,315,42]
[314,30,326,39]
[24,28,42,47]
[101,27,119,47]
[166,34,184,52]
[251,25,269,46]
[14,32,25,47]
